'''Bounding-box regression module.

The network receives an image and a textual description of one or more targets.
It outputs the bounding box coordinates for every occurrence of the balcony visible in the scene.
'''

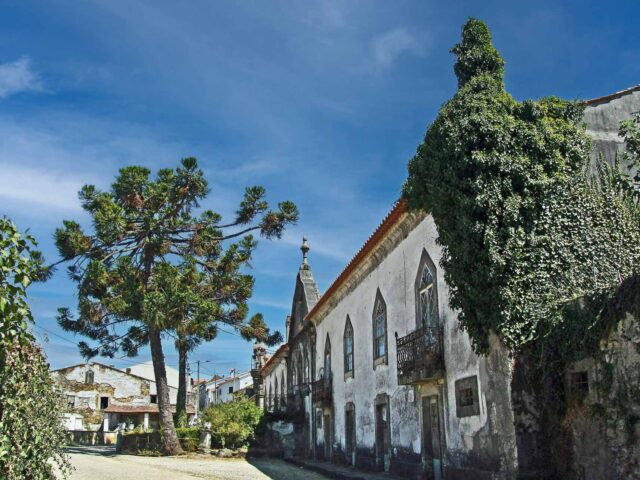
[395,326,444,385]
[311,374,332,405]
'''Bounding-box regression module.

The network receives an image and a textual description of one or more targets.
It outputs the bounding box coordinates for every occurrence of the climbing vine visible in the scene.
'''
[403,18,640,353]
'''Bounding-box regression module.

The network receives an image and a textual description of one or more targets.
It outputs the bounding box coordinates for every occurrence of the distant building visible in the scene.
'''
[202,370,253,407]
[52,361,195,432]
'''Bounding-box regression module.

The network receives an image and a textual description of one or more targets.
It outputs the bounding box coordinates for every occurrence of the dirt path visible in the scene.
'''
[64,447,329,480]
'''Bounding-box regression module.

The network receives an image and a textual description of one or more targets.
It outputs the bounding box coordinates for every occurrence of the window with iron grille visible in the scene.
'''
[570,371,589,402]
[455,375,480,417]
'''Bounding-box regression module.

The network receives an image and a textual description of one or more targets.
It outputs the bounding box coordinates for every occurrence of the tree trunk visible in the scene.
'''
[149,326,183,455]
[175,336,188,427]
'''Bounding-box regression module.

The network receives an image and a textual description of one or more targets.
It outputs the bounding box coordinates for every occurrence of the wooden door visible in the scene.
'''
[422,395,443,480]
[323,414,331,461]
[375,404,390,471]
[345,409,355,466]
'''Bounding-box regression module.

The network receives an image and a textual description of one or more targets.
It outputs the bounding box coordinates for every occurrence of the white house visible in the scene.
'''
[203,370,253,406]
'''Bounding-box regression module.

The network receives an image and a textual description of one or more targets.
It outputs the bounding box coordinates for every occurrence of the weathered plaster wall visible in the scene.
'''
[264,356,288,406]
[53,363,155,430]
[584,88,640,168]
[311,213,517,476]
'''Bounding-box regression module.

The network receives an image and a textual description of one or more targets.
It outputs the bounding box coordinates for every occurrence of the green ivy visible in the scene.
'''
[404,18,640,353]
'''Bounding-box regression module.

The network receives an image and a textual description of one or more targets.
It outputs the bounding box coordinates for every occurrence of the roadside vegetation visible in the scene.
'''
[0,219,71,479]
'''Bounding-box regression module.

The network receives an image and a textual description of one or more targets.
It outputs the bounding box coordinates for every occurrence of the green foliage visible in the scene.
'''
[0,218,71,479]
[201,397,263,449]
[54,157,296,454]
[404,18,640,352]
[176,427,200,452]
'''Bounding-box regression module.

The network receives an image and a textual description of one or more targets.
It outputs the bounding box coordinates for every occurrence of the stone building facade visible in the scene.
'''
[254,86,640,480]
[52,361,195,432]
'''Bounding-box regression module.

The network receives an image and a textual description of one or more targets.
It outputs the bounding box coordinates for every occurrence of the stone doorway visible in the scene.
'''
[345,403,356,466]
[375,395,390,472]
[422,395,444,480]
[323,413,332,461]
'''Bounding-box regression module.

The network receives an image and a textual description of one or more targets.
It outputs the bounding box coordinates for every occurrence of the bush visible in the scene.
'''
[176,427,200,452]
[200,397,263,449]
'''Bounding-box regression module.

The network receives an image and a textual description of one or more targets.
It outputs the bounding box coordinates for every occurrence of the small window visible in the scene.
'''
[455,376,480,417]
[150,394,157,404]
[228,386,234,394]
[67,395,76,409]
[85,370,94,385]
[100,396,109,409]
[570,371,589,402]
[316,409,323,428]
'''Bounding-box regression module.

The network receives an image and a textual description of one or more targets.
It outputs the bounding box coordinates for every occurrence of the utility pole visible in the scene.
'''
[193,359,211,418]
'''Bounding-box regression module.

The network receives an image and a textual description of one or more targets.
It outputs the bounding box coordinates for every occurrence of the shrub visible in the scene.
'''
[176,427,200,452]
[200,397,263,449]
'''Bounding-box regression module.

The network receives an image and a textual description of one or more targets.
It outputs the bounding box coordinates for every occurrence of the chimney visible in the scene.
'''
[126,368,131,374]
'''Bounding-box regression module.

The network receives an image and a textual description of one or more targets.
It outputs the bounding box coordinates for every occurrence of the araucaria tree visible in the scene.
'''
[404,18,640,352]
[0,218,71,479]
[55,158,297,454]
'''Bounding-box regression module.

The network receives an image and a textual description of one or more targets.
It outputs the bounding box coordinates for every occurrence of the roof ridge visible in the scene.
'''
[303,199,408,323]
[584,84,640,106]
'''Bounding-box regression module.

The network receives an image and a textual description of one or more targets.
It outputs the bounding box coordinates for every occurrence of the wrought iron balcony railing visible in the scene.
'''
[263,394,288,413]
[311,374,332,405]
[395,326,444,385]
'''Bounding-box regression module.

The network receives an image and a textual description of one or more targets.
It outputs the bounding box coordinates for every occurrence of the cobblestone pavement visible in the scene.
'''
[64,446,330,480]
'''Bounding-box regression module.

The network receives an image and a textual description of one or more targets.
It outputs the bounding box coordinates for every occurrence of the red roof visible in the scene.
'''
[259,343,288,377]
[304,200,408,323]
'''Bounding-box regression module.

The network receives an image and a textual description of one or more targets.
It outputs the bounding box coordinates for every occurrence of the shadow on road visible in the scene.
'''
[66,445,117,457]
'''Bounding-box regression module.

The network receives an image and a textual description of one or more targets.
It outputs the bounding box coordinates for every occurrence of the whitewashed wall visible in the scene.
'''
[312,214,490,461]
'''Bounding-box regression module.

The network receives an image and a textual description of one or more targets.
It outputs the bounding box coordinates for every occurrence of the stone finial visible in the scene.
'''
[301,236,310,268]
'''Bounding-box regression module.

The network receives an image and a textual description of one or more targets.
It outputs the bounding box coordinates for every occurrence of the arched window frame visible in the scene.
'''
[372,289,388,367]
[85,369,94,385]
[344,316,354,379]
[324,334,331,380]
[415,250,439,337]
[281,371,285,404]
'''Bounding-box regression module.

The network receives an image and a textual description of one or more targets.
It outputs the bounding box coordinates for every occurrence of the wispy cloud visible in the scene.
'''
[0,163,84,212]
[371,28,428,69]
[0,57,42,98]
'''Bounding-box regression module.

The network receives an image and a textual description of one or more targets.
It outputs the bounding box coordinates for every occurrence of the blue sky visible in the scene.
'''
[1,0,638,378]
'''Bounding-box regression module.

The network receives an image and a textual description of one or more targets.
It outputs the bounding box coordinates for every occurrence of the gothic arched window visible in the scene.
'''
[324,334,331,379]
[281,372,285,401]
[344,316,354,377]
[372,290,387,365]
[416,250,438,331]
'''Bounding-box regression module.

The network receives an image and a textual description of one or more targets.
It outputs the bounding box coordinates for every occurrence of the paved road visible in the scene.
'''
[64,446,329,480]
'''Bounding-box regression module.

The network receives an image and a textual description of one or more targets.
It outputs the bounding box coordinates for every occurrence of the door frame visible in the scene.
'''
[374,393,391,472]
[421,393,445,480]
[345,402,356,466]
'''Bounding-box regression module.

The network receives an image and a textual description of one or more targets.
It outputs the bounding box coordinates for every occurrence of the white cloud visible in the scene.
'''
[0,163,84,212]
[0,57,42,98]
[371,28,428,69]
